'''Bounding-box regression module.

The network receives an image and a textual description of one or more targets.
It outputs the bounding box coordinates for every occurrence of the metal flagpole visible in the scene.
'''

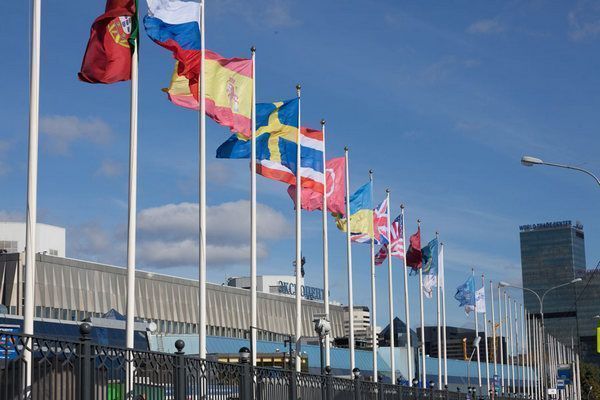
[440,243,448,387]
[533,316,538,400]
[506,292,512,394]
[321,119,331,367]
[520,305,526,396]
[536,317,542,399]
[250,46,257,367]
[386,189,395,384]
[575,353,581,400]
[436,233,442,389]
[498,286,505,394]
[509,298,515,393]
[490,281,497,388]
[198,0,207,359]
[344,147,356,373]
[125,7,139,395]
[418,220,426,387]
[473,269,482,391]
[525,311,531,399]
[369,170,378,382]
[24,0,41,394]
[513,300,519,394]
[401,205,413,385]
[294,84,302,373]
[482,275,490,394]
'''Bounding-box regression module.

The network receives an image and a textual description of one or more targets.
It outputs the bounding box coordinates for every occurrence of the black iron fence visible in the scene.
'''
[0,323,515,400]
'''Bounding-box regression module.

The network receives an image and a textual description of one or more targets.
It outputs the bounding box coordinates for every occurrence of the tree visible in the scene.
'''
[581,362,600,400]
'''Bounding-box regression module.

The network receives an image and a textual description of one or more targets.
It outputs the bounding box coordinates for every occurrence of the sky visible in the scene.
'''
[1,0,599,332]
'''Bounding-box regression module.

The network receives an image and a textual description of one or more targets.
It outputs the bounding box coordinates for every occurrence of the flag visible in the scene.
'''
[405,227,422,271]
[287,157,345,214]
[162,51,253,136]
[144,0,200,81]
[335,181,374,239]
[455,276,476,314]
[374,214,404,265]
[216,99,323,189]
[352,196,388,244]
[475,287,486,313]
[78,0,137,84]
[421,238,439,298]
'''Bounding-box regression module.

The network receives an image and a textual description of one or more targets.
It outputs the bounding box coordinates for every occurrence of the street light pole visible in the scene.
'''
[521,156,600,187]
[499,278,581,399]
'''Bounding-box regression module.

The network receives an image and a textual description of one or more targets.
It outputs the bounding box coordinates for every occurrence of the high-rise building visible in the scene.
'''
[519,220,585,346]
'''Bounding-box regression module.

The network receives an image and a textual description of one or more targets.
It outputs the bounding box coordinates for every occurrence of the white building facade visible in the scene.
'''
[0,222,65,257]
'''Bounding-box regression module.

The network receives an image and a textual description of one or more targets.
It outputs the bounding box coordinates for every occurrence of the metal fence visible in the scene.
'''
[0,323,516,400]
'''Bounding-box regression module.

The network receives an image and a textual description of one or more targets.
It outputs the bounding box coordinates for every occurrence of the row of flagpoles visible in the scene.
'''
[20,1,581,397]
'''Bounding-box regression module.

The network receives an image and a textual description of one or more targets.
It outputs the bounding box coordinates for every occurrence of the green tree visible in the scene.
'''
[581,362,600,400]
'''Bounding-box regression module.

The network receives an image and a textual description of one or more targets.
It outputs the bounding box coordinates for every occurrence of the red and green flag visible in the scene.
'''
[78,0,138,84]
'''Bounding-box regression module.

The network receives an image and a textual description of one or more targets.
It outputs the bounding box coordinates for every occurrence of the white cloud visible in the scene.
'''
[467,19,505,34]
[135,200,290,268]
[40,115,113,155]
[568,1,600,41]
[96,160,123,177]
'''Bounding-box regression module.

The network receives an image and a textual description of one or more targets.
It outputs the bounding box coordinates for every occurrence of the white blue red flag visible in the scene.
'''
[375,213,405,265]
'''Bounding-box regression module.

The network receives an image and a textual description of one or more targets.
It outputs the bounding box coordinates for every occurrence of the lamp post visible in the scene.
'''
[499,278,582,399]
[520,156,600,187]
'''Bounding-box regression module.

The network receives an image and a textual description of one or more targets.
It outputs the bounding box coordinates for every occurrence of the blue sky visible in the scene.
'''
[1,0,599,331]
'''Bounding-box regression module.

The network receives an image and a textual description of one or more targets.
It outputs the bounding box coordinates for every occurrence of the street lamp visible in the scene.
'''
[520,155,600,187]
[499,278,582,398]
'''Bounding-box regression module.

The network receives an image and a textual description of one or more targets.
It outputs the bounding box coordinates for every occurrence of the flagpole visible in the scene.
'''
[520,303,526,397]
[344,147,356,373]
[473,268,482,391]
[417,220,426,388]
[125,8,139,396]
[512,300,517,393]
[498,286,505,393]
[482,275,490,394]
[250,46,257,367]
[440,242,448,387]
[294,84,302,373]
[24,0,41,393]
[321,119,330,367]
[369,170,378,382]
[525,310,531,399]
[386,189,395,384]
[490,280,497,392]
[505,292,512,393]
[401,205,413,385]
[198,0,207,359]
[436,232,441,389]
[509,296,515,393]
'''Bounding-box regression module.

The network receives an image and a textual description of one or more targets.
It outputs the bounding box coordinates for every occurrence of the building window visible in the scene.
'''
[49,249,58,256]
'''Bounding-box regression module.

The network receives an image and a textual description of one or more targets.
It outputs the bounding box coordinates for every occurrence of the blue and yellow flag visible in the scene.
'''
[335,181,374,239]
[216,98,302,185]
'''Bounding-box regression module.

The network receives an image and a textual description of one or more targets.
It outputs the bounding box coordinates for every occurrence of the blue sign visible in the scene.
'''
[493,374,501,393]
[0,325,20,361]
[557,364,573,385]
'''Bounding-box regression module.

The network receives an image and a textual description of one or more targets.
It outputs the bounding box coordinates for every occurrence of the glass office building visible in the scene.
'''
[519,221,586,346]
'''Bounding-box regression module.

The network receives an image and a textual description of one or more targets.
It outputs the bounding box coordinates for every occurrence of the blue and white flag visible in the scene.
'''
[422,238,439,298]
[454,275,476,314]
[475,286,486,313]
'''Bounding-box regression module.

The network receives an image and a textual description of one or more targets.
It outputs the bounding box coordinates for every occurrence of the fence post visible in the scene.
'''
[353,368,361,400]
[238,347,252,400]
[174,340,186,400]
[78,322,93,400]
[379,380,385,400]
[289,368,298,400]
[325,366,332,400]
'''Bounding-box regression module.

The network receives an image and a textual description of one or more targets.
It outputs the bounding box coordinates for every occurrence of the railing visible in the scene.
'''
[0,323,518,400]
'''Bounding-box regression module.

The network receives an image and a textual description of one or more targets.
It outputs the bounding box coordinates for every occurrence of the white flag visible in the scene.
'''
[475,287,486,313]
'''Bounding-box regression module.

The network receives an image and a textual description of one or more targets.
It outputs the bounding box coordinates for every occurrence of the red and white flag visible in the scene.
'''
[287,157,345,214]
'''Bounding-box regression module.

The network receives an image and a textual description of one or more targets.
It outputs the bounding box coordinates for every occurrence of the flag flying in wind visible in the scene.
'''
[422,238,439,298]
[374,214,405,265]
[335,181,374,239]
[287,157,345,214]
[405,227,422,272]
[352,197,388,244]
[162,52,253,136]
[455,276,476,314]
[216,99,323,189]
[78,0,138,84]
[475,286,486,313]
[144,0,200,80]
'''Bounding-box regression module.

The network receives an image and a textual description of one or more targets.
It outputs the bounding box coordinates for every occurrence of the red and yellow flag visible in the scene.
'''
[163,50,253,137]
